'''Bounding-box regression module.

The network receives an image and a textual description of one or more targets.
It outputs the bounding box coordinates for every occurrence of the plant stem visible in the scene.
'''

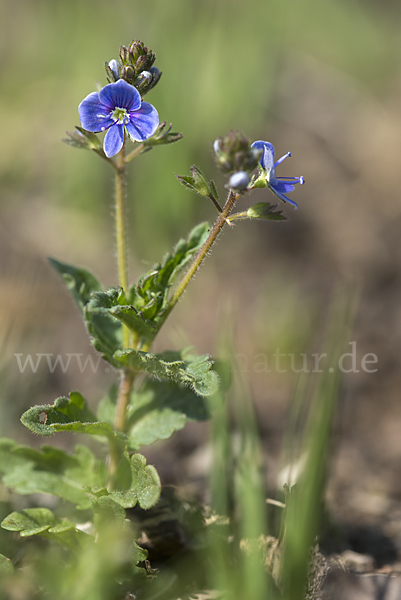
[115,143,130,350]
[208,194,223,213]
[125,142,145,163]
[114,369,135,432]
[160,189,238,325]
[109,368,135,487]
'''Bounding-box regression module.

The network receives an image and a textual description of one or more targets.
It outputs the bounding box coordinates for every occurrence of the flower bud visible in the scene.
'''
[108,59,120,80]
[121,64,136,85]
[229,171,250,191]
[213,139,220,155]
[134,71,153,93]
[119,45,129,64]
[148,66,161,90]
[129,40,145,63]
[116,40,158,89]
[213,130,260,174]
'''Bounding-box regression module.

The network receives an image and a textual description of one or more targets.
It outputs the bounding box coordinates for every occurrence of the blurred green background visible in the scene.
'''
[2,0,401,534]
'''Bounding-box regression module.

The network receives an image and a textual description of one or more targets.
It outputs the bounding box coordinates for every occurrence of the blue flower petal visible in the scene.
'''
[274,180,295,194]
[251,140,275,172]
[78,92,113,132]
[99,80,141,112]
[103,124,124,157]
[125,102,159,142]
[268,184,298,209]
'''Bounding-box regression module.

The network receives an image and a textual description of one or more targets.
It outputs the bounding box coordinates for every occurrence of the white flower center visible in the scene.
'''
[111,107,129,124]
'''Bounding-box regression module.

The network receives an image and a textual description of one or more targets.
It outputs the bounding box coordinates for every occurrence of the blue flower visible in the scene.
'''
[251,141,304,209]
[78,79,159,158]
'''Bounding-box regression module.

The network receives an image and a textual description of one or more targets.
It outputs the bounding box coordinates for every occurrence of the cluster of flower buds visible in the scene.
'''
[213,130,262,191]
[104,40,161,96]
[213,131,261,174]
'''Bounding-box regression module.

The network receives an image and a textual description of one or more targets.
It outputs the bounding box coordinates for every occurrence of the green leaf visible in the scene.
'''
[129,454,161,509]
[90,495,127,522]
[1,508,92,552]
[20,391,127,447]
[0,554,13,575]
[114,348,219,397]
[49,258,124,364]
[247,202,287,221]
[128,222,210,332]
[90,454,161,510]
[49,258,103,312]
[0,440,107,510]
[126,379,211,450]
[86,287,155,348]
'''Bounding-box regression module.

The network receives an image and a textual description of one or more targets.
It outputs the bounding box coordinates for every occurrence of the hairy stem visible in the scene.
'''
[108,368,135,487]
[160,189,238,326]
[125,142,145,163]
[114,369,135,432]
[115,143,130,350]
[109,143,135,487]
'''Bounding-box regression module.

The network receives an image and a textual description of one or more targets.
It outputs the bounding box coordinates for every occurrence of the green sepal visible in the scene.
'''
[247,202,287,221]
[62,126,103,152]
[209,179,220,203]
[0,439,107,509]
[20,391,127,447]
[49,258,103,313]
[143,121,183,148]
[176,165,212,197]
[251,172,268,188]
[230,202,287,222]
[114,348,219,397]
[1,508,92,552]
[0,553,13,575]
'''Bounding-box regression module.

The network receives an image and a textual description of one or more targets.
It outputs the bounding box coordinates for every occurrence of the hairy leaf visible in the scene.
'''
[0,554,13,575]
[89,454,160,510]
[129,454,161,509]
[49,258,102,312]
[20,392,127,447]
[128,222,210,331]
[125,379,211,450]
[0,439,107,510]
[86,288,155,348]
[1,508,92,551]
[114,348,219,396]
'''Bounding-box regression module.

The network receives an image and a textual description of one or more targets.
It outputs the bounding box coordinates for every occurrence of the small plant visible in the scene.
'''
[0,38,307,599]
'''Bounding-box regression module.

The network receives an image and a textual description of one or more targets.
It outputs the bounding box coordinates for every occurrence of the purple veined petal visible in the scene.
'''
[274,180,296,194]
[78,92,114,132]
[125,102,159,142]
[99,79,141,112]
[268,183,298,209]
[251,140,275,172]
[103,123,124,158]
